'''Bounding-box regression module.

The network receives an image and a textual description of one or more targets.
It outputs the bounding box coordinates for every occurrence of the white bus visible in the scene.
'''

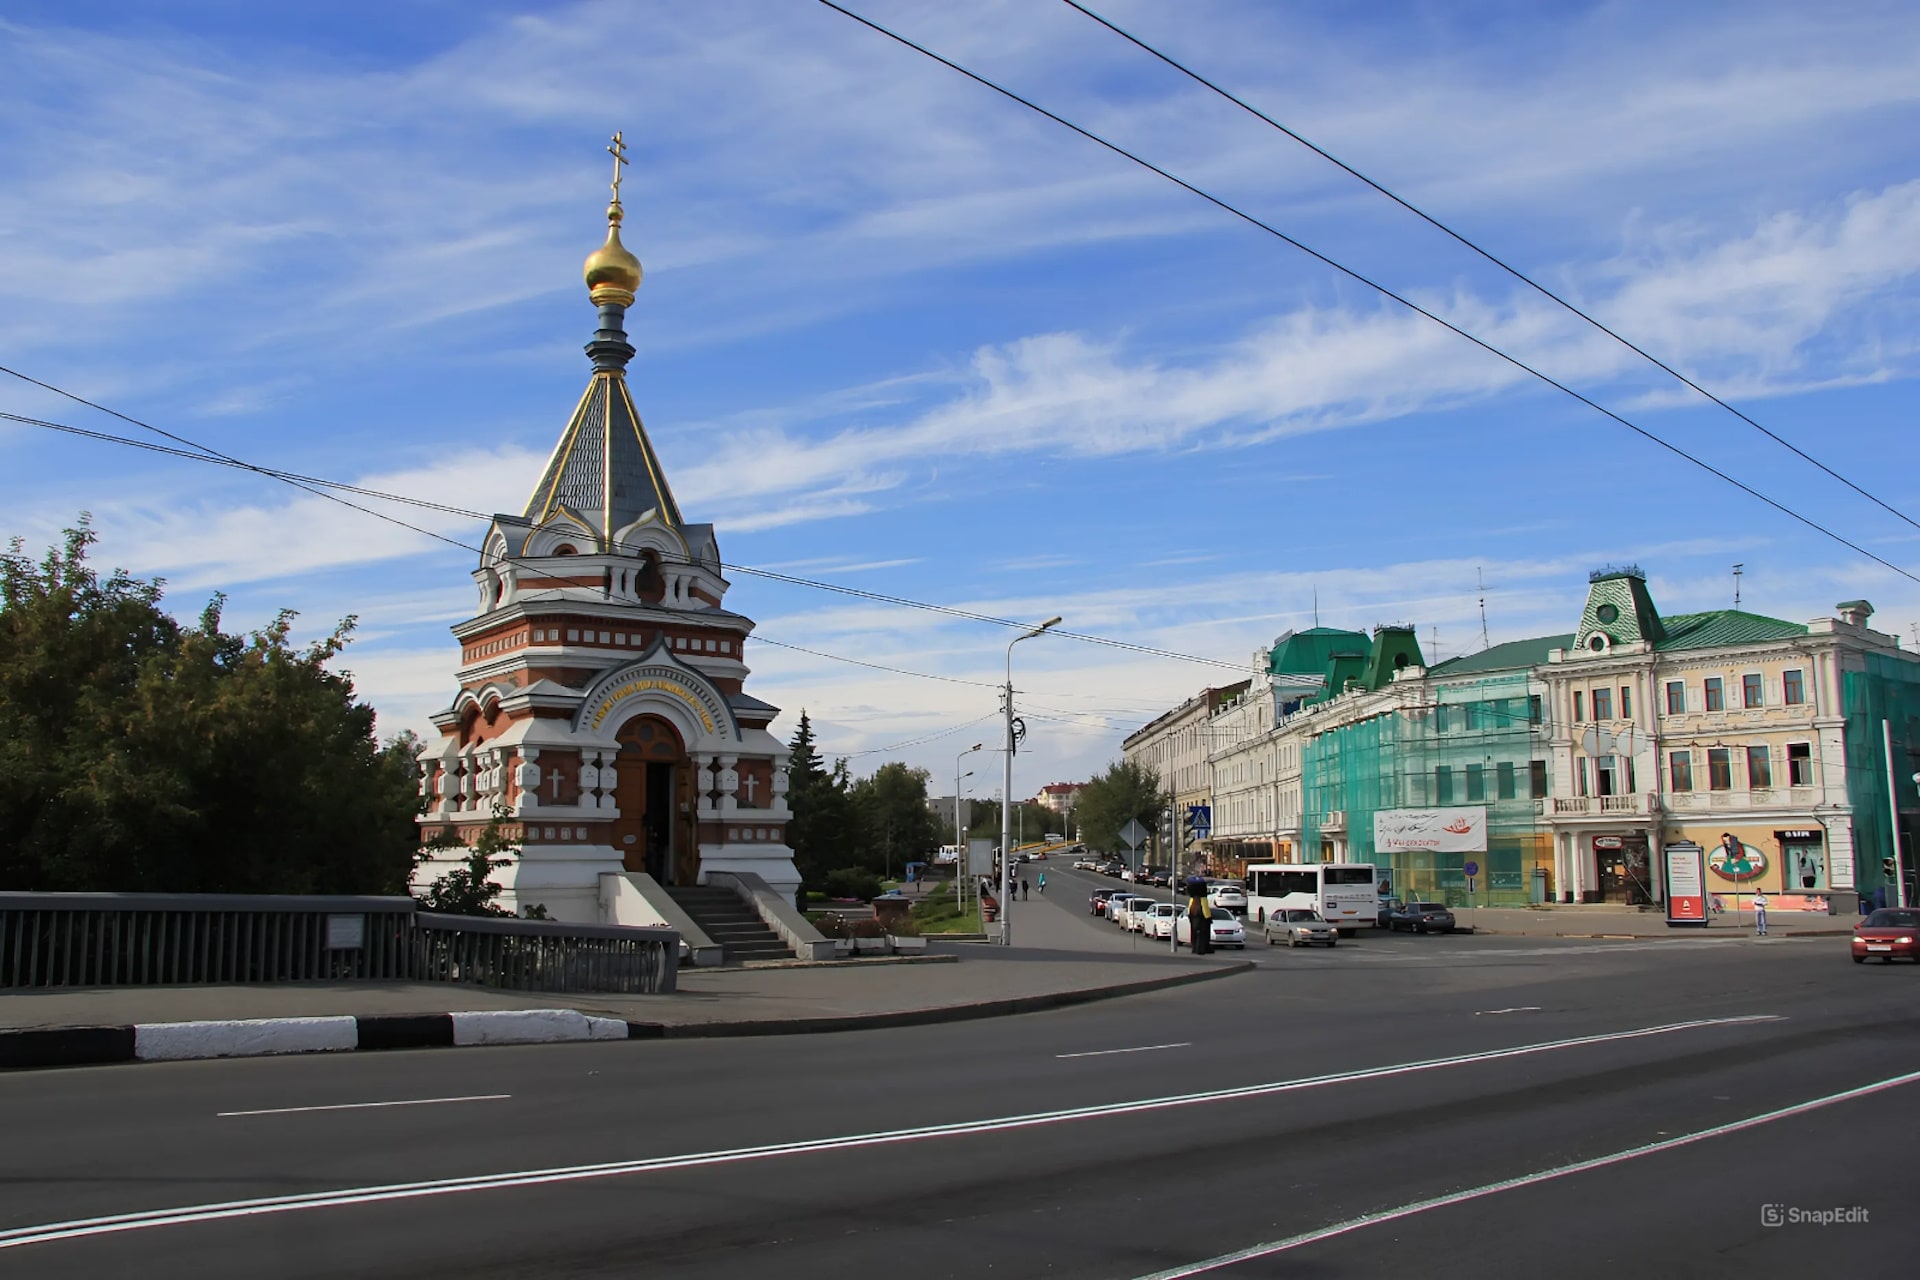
[1245,863,1381,934]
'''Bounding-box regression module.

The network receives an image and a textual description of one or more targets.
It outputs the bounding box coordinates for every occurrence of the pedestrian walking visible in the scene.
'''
[1753,888,1769,936]
[1021,877,1030,900]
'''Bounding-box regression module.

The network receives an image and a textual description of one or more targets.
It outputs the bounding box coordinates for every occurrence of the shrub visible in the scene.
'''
[824,867,884,902]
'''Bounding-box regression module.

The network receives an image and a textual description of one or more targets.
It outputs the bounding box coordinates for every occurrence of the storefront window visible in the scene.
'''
[1787,842,1825,890]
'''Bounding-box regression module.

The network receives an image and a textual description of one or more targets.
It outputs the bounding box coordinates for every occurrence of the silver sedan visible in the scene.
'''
[1264,909,1338,948]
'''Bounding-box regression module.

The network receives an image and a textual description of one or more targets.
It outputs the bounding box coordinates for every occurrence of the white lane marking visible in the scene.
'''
[1474,1008,1542,1016]
[217,1094,512,1119]
[0,1015,1780,1252]
[1056,1042,1191,1060]
[1134,1065,1920,1279]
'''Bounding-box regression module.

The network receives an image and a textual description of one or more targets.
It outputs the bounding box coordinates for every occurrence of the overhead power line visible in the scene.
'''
[1,379,1245,687]
[813,0,1920,589]
[1058,0,1920,537]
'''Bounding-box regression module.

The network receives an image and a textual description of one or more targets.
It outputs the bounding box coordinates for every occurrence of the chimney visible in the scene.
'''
[1836,600,1875,627]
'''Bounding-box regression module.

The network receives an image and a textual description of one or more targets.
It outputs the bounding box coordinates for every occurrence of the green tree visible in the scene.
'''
[414,811,546,917]
[0,520,422,893]
[849,761,940,879]
[784,711,863,889]
[1072,759,1166,854]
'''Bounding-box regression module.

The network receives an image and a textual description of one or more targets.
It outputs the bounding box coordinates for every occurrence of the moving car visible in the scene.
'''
[1074,855,1100,871]
[1206,880,1248,914]
[1387,901,1456,934]
[1089,888,1116,916]
[1176,908,1246,949]
[1264,908,1338,947]
[1377,896,1404,928]
[1851,908,1920,963]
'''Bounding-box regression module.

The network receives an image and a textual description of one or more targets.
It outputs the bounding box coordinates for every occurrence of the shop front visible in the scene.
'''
[1591,833,1653,905]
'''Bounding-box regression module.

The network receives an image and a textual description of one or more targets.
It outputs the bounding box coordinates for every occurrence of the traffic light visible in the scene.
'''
[1159,809,1174,849]
[1181,810,1197,847]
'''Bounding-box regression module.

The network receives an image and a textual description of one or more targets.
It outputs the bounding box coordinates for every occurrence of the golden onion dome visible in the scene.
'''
[584,201,642,305]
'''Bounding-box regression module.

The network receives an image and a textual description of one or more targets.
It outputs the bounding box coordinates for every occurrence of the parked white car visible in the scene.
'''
[1107,893,1146,924]
[1141,902,1180,939]
[1121,897,1162,932]
[1176,908,1246,949]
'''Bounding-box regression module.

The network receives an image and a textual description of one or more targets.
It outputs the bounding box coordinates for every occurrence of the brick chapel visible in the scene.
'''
[412,138,798,921]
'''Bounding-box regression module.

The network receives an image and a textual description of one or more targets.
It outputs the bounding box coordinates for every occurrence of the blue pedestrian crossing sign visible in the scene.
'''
[1186,804,1211,840]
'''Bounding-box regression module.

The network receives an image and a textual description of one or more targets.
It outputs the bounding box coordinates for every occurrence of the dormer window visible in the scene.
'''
[553,544,578,556]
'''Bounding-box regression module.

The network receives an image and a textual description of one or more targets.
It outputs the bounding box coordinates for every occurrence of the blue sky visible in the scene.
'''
[4,0,1919,797]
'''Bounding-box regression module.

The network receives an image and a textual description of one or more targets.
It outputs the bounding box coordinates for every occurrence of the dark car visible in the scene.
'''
[1388,901,1456,933]
[1098,860,1128,877]
[1851,908,1920,963]
[1377,896,1404,928]
[1090,887,1116,916]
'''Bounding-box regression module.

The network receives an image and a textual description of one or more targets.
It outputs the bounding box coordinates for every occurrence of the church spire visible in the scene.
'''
[582,130,641,373]
[522,132,683,537]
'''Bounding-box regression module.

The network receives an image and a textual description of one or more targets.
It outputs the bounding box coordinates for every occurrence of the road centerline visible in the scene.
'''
[216,1094,512,1119]
[0,1014,1783,1254]
[1133,1065,1920,1278]
[1056,1042,1191,1059]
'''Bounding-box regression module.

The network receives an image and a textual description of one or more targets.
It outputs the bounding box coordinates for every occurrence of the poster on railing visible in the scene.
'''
[1665,841,1707,927]
[1373,807,1487,853]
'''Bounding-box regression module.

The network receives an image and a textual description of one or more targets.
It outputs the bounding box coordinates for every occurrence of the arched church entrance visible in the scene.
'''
[610,714,694,885]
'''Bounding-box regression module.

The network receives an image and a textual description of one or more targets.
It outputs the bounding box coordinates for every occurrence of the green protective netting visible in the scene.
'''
[1299,669,1551,908]
[1843,652,1920,898]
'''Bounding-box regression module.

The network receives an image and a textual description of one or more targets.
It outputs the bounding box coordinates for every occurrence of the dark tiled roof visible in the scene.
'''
[1431,634,1574,676]
[523,372,683,540]
[1654,610,1807,651]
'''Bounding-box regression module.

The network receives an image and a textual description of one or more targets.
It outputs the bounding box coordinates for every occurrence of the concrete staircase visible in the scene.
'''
[666,885,793,964]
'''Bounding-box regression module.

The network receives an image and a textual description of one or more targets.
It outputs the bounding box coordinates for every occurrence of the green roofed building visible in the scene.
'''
[1191,567,1920,917]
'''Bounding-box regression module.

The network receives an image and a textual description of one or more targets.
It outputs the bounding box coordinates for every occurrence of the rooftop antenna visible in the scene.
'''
[1476,566,1491,652]
[1431,624,1441,663]
[1312,586,1319,628]
[1732,562,1743,610]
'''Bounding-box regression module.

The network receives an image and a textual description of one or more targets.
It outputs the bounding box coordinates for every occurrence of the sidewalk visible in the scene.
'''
[1460,904,1856,939]
[0,891,1250,1066]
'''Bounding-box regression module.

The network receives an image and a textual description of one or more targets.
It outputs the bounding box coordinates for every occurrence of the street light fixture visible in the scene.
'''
[954,743,982,914]
[1001,616,1062,945]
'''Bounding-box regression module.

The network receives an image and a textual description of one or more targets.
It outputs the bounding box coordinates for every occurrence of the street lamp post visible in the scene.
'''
[1001,616,1062,945]
[954,742,982,915]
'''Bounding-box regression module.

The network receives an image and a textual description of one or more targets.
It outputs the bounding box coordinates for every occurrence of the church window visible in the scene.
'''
[757,828,768,839]
[705,639,717,652]
[720,641,730,653]
[544,827,556,839]
[599,631,610,644]
[568,629,580,642]
[615,634,626,645]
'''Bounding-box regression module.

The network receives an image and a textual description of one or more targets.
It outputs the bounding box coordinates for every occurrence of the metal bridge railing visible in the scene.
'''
[0,893,677,995]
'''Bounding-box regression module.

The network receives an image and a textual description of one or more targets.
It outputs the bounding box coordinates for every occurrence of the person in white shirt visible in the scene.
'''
[1752,888,1769,936]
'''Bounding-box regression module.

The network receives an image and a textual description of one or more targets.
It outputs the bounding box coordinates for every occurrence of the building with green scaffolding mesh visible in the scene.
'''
[1198,572,1920,916]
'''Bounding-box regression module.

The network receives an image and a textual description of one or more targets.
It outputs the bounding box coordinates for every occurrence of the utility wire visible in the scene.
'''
[816,0,1920,588]
[2,391,1247,677]
[1060,0,1920,537]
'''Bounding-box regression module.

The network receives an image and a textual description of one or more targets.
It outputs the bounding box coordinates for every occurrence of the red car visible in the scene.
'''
[1851,908,1920,963]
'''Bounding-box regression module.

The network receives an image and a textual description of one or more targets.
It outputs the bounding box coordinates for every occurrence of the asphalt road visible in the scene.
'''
[1,876,1914,1276]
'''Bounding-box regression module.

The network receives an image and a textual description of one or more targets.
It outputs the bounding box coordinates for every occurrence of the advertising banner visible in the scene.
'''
[1665,841,1707,927]
[1373,807,1488,854]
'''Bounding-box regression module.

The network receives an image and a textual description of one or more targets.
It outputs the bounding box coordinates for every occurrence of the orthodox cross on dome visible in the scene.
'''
[607,130,629,209]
